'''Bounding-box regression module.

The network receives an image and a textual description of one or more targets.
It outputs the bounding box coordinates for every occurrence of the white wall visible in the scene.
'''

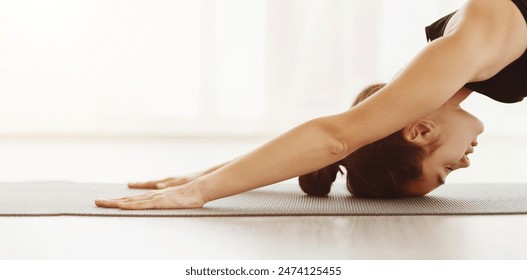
[1,0,525,137]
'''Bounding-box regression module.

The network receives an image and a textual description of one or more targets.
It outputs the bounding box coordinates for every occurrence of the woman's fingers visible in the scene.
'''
[128,181,156,189]
[94,198,118,208]
[129,177,193,189]
[117,198,161,210]
[128,178,174,189]
[95,192,158,208]
[156,177,190,189]
[95,198,135,208]
[95,197,160,210]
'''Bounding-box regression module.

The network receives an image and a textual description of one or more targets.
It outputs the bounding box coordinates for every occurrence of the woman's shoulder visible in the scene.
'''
[445,0,524,34]
[447,0,525,36]
[446,0,527,81]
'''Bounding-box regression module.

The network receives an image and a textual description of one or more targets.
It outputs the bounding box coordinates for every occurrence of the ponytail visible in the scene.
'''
[297,83,386,197]
[298,162,343,196]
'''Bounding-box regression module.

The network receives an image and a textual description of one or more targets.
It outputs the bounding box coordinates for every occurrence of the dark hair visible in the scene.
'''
[298,83,435,198]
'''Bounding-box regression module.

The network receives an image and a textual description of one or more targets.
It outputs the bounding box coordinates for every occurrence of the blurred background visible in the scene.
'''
[0,0,525,184]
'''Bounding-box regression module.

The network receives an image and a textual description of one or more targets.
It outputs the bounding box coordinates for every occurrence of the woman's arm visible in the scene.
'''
[127,160,233,189]
[196,0,527,203]
[96,0,527,209]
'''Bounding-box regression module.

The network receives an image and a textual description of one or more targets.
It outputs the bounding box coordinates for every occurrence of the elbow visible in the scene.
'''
[310,117,353,159]
[328,137,348,157]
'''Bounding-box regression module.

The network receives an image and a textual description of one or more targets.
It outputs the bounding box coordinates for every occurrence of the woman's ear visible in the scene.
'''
[402,120,439,145]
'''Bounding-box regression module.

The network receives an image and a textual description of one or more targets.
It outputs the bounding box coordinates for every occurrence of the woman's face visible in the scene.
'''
[408,89,484,196]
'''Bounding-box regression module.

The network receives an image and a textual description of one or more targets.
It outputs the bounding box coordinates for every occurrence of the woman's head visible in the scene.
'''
[407,87,484,195]
[298,83,484,198]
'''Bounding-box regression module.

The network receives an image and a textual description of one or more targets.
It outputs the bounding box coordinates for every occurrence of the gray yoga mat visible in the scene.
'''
[0,181,526,217]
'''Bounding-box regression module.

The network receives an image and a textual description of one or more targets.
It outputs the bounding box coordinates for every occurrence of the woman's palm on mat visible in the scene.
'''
[95,182,205,209]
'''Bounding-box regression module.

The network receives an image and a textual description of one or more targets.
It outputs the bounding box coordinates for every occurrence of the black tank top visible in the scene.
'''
[425,0,527,103]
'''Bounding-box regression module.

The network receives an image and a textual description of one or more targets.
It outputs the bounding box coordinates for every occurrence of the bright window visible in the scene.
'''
[1,0,524,137]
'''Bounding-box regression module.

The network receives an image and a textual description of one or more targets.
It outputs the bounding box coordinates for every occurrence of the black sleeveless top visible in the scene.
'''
[425,0,527,103]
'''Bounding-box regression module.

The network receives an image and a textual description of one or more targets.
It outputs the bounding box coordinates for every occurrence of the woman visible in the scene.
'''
[96,0,527,209]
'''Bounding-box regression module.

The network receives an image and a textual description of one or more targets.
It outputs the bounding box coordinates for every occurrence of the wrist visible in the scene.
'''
[184,172,203,184]
[190,176,211,204]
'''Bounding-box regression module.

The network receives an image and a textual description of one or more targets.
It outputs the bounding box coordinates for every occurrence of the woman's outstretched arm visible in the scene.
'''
[127,160,234,189]
[96,0,527,209]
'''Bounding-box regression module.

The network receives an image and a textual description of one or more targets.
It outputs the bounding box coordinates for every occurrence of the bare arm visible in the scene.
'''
[96,0,527,209]
[127,160,233,189]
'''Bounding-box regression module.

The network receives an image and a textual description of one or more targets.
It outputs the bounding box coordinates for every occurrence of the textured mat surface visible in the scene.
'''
[0,181,526,216]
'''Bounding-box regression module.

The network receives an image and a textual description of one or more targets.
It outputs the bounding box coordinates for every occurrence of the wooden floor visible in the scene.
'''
[1,137,526,259]
[2,215,527,259]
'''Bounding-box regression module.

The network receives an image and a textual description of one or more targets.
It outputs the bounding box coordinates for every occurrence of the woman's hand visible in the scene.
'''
[95,181,206,210]
[127,173,201,189]
[127,161,233,189]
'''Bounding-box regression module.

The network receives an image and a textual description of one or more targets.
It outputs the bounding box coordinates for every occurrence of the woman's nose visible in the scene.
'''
[475,118,485,134]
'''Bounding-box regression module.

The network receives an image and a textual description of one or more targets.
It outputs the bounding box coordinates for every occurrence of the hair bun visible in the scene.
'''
[298,163,342,196]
